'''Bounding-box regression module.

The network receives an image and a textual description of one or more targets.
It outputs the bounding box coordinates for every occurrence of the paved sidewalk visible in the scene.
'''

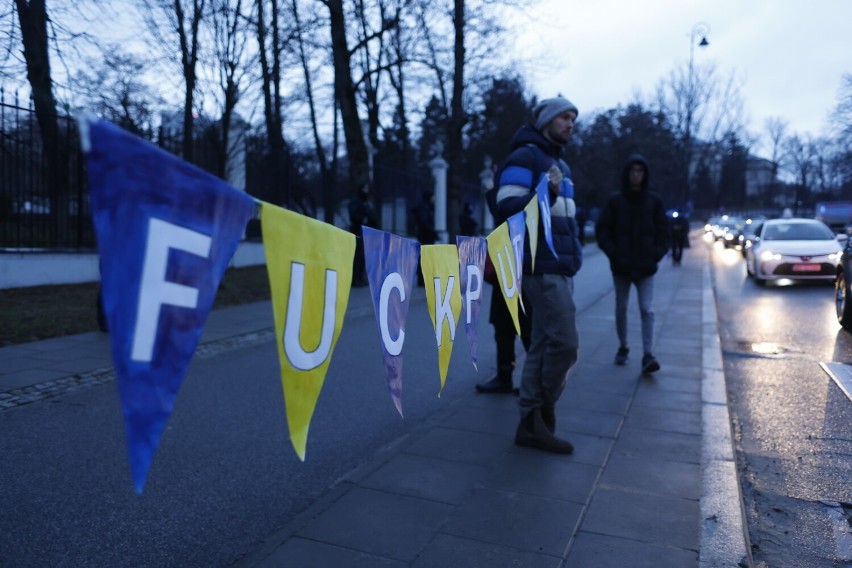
[0,233,751,567]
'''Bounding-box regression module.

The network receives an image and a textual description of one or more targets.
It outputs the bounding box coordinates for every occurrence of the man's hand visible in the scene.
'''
[547,164,563,199]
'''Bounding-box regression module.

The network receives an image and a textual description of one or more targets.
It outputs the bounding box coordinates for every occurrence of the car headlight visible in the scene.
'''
[725,233,734,241]
[828,252,842,262]
[760,250,781,262]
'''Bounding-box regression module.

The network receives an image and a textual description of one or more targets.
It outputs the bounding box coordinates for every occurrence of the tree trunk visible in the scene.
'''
[15,0,66,240]
[326,0,370,189]
[445,0,466,239]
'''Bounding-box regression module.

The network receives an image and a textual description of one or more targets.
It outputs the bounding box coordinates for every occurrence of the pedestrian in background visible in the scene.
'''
[670,210,690,265]
[595,154,670,373]
[413,190,438,245]
[348,182,379,287]
[458,202,478,236]
[493,95,583,454]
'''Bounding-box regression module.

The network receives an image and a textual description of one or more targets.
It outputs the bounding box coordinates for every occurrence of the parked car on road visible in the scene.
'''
[745,218,844,285]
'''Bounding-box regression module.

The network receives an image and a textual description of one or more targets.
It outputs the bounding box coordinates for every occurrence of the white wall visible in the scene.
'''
[0,242,267,290]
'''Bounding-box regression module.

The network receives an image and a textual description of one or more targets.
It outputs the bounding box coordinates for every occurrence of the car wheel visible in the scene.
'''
[836,272,852,331]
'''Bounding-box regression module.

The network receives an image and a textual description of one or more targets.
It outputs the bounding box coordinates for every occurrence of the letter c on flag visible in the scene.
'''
[379,272,405,356]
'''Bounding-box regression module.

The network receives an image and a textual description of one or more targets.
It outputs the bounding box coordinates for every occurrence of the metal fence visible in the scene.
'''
[0,88,92,250]
[1,89,486,251]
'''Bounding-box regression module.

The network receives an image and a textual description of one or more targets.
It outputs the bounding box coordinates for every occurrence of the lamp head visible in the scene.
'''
[699,36,709,47]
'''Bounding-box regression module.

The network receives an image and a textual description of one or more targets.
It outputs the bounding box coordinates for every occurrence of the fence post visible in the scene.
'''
[429,151,448,243]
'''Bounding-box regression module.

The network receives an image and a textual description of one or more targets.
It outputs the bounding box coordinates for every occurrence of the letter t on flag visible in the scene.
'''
[81,117,256,494]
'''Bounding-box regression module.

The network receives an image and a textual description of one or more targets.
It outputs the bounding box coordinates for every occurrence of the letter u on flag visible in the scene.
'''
[486,223,522,336]
[261,204,355,461]
[362,226,420,418]
[81,117,256,494]
[420,244,462,395]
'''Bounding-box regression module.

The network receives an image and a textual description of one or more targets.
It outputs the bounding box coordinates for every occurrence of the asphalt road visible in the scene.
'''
[0,247,612,568]
[707,236,852,568]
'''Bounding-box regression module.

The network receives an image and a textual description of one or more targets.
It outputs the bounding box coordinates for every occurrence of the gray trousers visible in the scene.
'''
[518,274,580,417]
[613,273,655,355]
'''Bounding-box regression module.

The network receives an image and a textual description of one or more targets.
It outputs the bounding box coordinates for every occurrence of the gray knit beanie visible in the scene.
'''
[533,96,579,131]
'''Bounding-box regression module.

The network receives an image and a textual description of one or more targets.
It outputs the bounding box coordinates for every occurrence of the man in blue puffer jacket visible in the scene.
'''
[494,96,583,454]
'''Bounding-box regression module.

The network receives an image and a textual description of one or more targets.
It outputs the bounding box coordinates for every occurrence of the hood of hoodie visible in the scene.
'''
[510,124,565,158]
[621,153,650,195]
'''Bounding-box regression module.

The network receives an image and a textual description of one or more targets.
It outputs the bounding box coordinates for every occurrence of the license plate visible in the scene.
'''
[792,263,822,272]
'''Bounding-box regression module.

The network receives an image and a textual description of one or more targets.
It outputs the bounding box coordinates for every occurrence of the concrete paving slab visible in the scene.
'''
[582,488,699,550]
[403,426,509,466]
[614,427,700,463]
[412,533,562,568]
[599,453,700,499]
[481,452,599,504]
[359,453,488,505]
[566,531,698,568]
[631,388,701,413]
[295,487,454,563]
[257,537,406,567]
[624,405,701,435]
[557,408,623,438]
[442,487,583,556]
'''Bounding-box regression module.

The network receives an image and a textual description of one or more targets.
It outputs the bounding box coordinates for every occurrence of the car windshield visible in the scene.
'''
[762,222,834,241]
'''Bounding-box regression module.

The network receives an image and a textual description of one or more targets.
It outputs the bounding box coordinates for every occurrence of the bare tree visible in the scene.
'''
[320,0,370,189]
[762,117,788,205]
[140,0,206,161]
[207,0,253,180]
[654,62,746,206]
[72,48,161,136]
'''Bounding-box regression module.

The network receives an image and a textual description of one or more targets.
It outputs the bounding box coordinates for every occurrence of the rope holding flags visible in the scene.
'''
[79,116,556,493]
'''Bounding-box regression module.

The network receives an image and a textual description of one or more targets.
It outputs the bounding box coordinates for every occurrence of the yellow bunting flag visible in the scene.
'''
[524,196,539,273]
[261,204,355,461]
[419,245,462,396]
[486,223,521,336]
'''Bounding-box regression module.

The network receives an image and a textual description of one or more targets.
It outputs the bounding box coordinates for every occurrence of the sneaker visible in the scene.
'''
[615,346,629,365]
[641,353,660,373]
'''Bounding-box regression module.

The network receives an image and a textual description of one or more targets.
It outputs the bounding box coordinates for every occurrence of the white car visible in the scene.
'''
[745,218,844,285]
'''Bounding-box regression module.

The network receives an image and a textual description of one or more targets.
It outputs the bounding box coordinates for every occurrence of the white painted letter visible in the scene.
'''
[433,275,457,346]
[283,263,337,371]
[132,218,212,362]
[497,245,517,298]
[379,272,406,356]
[465,265,481,324]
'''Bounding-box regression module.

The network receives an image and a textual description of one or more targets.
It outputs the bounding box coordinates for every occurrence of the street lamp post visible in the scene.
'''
[684,22,709,210]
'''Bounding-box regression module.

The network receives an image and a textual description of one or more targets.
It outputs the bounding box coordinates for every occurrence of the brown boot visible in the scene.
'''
[514,408,573,454]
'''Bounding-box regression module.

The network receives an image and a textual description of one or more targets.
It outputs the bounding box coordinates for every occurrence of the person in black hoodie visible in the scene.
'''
[595,154,670,373]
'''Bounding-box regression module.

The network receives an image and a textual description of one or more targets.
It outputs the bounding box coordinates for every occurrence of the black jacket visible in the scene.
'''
[595,154,670,279]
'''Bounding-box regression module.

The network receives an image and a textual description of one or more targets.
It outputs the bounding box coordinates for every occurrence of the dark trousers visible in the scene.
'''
[352,236,367,286]
[490,285,531,375]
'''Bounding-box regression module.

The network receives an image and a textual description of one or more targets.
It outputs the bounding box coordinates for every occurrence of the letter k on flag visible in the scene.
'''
[82,117,256,494]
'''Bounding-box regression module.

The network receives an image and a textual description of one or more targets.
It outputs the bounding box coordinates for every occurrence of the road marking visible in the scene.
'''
[820,362,852,403]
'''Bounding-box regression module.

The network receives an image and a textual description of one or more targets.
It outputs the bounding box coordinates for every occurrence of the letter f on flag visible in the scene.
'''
[82,117,256,494]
